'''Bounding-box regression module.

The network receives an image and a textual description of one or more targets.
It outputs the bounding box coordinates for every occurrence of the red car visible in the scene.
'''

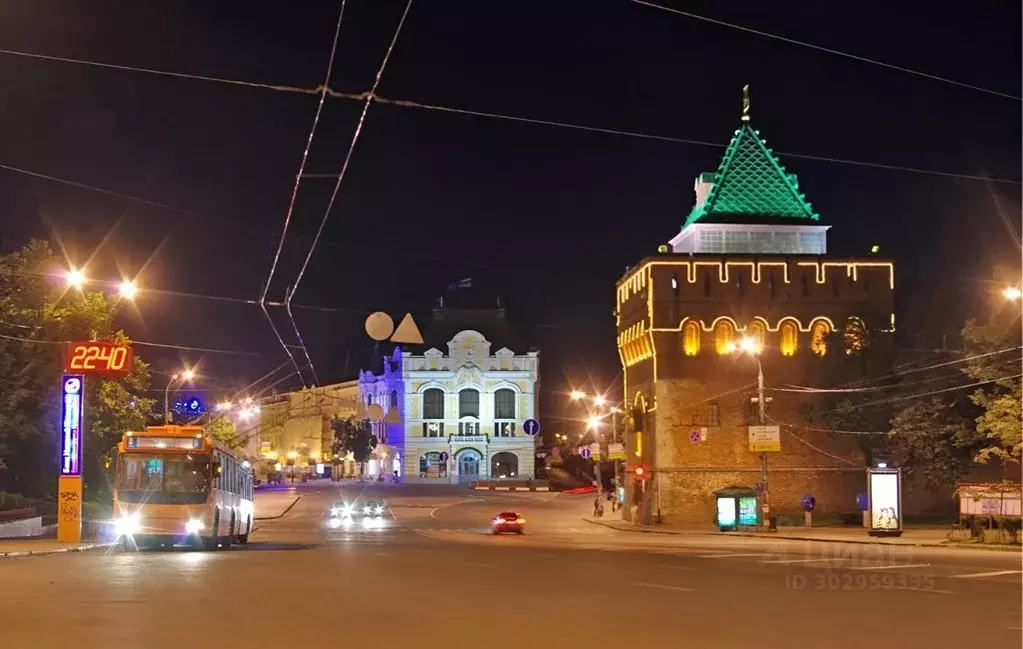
[491,512,526,534]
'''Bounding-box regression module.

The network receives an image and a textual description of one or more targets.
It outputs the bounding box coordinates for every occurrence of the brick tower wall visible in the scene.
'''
[616,255,897,525]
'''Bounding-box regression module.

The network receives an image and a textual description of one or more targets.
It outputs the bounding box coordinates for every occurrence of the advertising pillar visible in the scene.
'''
[58,375,85,544]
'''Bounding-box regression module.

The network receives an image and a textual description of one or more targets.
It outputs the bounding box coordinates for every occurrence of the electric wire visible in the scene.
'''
[284,0,416,385]
[260,0,350,387]
[631,0,1021,101]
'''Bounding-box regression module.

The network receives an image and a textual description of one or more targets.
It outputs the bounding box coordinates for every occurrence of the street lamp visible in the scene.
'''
[730,336,771,532]
[118,280,137,300]
[164,369,196,425]
[587,415,602,430]
[569,390,585,401]
[1002,287,1021,301]
[65,269,85,289]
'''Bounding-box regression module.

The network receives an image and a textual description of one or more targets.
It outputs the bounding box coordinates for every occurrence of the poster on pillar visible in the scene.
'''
[58,374,85,544]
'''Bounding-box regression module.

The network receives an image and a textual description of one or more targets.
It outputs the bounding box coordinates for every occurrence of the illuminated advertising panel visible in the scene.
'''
[867,468,903,536]
[716,497,736,528]
[60,375,84,476]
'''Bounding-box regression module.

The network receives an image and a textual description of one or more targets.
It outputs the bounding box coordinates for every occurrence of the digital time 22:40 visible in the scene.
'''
[64,342,134,376]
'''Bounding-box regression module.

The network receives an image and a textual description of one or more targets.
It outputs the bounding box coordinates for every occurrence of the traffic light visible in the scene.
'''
[633,465,647,479]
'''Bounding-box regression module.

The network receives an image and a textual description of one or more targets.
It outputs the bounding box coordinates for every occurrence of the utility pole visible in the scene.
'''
[756,360,771,531]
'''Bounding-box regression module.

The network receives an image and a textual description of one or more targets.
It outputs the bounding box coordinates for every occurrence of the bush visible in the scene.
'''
[0,491,29,512]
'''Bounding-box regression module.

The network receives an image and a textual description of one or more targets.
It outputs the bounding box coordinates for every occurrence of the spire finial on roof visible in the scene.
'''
[741,84,751,122]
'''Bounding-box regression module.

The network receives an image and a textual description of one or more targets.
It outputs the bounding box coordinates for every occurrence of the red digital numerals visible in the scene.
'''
[65,343,133,375]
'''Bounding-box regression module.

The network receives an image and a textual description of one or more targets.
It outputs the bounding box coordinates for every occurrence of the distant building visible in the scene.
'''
[616,92,895,524]
[248,381,361,478]
[360,294,540,483]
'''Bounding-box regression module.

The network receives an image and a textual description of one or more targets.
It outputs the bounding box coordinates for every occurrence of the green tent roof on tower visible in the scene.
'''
[683,120,819,228]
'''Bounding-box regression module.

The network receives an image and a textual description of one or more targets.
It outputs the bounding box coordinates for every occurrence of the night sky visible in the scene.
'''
[0,1,1019,426]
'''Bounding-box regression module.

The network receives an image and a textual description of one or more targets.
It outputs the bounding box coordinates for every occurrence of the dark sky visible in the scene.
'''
[0,1,1019,419]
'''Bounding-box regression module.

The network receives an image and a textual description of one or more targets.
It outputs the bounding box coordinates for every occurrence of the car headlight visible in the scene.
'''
[330,508,340,517]
[343,505,354,516]
[363,506,371,514]
[114,514,140,537]
[185,519,205,534]
[375,506,384,515]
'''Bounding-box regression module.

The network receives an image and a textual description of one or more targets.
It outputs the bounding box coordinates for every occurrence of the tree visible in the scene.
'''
[205,413,244,453]
[0,240,156,497]
[962,316,1021,465]
[330,416,376,478]
[800,324,898,465]
[888,394,983,490]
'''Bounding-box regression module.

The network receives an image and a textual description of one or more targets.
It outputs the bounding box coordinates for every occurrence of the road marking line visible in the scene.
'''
[762,557,846,565]
[656,564,696,571]
[698,552,764,559]
[951,570,1023,579]
[633,582,694,592]
[463,562,498,568]
[849,563,930,571]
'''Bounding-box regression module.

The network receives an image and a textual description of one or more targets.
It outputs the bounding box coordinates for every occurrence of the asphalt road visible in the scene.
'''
[3,481,1021,648]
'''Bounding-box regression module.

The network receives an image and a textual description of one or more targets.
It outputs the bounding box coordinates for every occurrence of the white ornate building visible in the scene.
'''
[360,303,540,483]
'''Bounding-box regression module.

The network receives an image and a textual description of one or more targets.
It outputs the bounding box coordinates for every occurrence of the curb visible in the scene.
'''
[254,495,301,521]
[0,542,114,559]
[580,518,1023,550]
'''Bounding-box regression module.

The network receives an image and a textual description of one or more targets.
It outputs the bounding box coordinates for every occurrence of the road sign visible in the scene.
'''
[748,425,781,452]
[608,442,626,460]
[440,452,449,462]
[689,430,700,443]
[580,447,591,459]
[383,406,401,424]
[589,442,601,460]
[523,418,540,436]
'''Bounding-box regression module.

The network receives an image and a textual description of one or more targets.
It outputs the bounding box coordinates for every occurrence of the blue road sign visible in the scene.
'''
[580,447,591,459]
[523,418,540,436]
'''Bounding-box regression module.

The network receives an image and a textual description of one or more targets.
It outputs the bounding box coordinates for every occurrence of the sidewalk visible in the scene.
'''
[583,517,979,547]
[0,537,113,559]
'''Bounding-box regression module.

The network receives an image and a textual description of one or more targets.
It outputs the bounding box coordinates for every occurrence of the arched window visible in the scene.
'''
[682,321,700,356]
[494,388,515,419]
[491,452,519,479]
[458,389,480,418]
[844,317,867,355]
[390,390,398,410]
[780,321,798,356]
[423,388,444,419]
[714,320,736,355]
[419,452,445,478]
[810,320,830,356]
[747,320,766,352]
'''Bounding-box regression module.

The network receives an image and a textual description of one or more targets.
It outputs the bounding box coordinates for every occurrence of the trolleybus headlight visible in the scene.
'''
[185,519,205,534]
[114,514,140,537]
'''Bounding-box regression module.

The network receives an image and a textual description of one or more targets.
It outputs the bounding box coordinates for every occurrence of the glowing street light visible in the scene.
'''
[569,390,586,401]
[118,280,137,300]
[65,269,85,289]
[587,415,602,430]
[593,395,607,407]
[164,369,196,424]
[1003,287,1021,301]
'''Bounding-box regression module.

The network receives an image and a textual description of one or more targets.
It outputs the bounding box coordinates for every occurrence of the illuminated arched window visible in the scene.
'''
[747,320,766,352]
[779,321,798,356]
[810,320,831,356]
[682,321,700,356]
[714,320,736,355]
[844,317,867,355]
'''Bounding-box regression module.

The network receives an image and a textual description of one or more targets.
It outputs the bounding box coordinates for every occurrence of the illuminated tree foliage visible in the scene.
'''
[0,240,156,497]
[331,416,376,476]
[206,413,243,452]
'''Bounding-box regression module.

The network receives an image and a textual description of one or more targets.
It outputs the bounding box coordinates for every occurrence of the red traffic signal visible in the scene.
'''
[633,465,647,479]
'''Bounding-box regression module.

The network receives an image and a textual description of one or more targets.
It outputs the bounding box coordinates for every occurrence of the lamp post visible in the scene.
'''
[728,336,771,531]
[164,369,195,424]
